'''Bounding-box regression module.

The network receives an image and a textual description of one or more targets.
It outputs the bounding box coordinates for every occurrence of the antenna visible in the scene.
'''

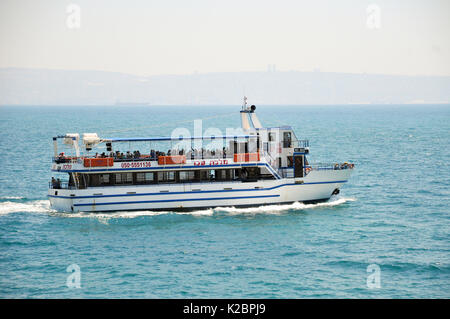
[242,85,246,109]
[242,96,248,110]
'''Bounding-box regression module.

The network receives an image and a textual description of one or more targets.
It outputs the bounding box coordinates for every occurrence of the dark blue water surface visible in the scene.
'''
[0,105,449,298]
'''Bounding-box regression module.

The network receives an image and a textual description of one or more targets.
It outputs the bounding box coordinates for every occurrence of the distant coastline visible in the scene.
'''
[1,68,449,106]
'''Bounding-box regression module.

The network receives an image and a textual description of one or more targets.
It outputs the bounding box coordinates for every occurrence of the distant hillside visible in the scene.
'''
[0,68,449,105]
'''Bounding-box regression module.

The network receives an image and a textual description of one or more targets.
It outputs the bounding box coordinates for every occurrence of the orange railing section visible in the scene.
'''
[83,157,114,167]
[233,153,260,162]
[158,155,186,165]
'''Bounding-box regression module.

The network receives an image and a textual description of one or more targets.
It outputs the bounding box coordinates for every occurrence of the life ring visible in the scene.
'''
[305,167,312,173]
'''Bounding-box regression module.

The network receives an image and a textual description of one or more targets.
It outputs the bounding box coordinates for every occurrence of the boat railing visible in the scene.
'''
[306,162,355,171]
[287,139,309,149]
[53,150,266,165]
[52,151,237,164]
[278,168,294,178]
[49,180,73,189]
[297,140,310,148]
[261,150,277,167]
[100,152,234,162]
[277,162,354,177]
[52,157,83,164]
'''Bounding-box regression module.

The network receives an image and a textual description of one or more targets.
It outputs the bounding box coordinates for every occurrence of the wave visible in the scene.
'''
[58,208,215,219]
[0,197,355,218]
[214,197,356,215]
[325,259,450,273]
[0,200,55,215]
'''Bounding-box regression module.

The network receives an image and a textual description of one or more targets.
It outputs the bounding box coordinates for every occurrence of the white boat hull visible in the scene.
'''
[48,169,352,213]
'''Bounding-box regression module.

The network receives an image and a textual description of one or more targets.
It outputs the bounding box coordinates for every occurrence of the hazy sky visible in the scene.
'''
[0,0,449,76]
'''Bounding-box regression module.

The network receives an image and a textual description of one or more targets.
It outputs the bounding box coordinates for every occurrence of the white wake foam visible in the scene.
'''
[214,197,356,215]
[60,208,215,219]
[65,197,355,219]
[0,200,55,215]
[0,196,25,200]
[0,197,355,218]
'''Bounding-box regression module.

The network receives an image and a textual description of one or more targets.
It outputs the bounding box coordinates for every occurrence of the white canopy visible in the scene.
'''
[83,133,101,148]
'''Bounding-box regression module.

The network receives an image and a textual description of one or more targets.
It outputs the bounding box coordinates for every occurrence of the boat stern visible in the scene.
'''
[48,188,74,212]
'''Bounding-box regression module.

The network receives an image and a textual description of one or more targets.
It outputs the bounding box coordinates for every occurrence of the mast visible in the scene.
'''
[240,96,251,130]
[240,96,263,130]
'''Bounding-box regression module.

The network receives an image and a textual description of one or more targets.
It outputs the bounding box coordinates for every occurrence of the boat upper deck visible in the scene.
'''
[52,149,262,173]
[49,104,355,191]
[52,132,309,173]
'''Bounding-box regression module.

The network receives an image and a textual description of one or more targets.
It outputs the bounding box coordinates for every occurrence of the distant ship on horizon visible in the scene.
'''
[114,100,150,106]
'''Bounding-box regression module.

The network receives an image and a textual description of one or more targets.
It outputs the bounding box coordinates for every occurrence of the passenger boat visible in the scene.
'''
[48,100,354,212]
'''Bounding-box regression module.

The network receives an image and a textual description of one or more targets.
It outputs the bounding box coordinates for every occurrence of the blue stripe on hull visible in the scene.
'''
[73,194,280,207]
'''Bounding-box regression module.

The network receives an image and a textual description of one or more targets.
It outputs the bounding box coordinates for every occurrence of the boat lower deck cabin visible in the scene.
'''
[58,167,275,190]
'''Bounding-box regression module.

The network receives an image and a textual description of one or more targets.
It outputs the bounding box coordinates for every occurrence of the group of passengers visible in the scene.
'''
[186,147,232,159]
[86,147,235,161]
[51,177,62,189]
[106,150,142,160]
[55,152,70,163]
[94,152,109,158]
[149,147,232,160]
[55,146,237,165]
[333,162,354,170]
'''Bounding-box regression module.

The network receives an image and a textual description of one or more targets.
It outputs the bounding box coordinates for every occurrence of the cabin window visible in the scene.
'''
[247,167,260,177]
[115,173,132,184]
[77,174,87,189]
[158,171,176,183]
[180,171,195,181]
[246,167,260,179]
[215,169,232,181]
[136,172,154,183]
[215,170,226,181]
[269,132,275,142]
[294,155,304,178]
[192,170,208,182]
[145,172,154,182]
[248,140,257,153]
[283,132,292,148]
[68,174,74,187]
[287,156,294,168]
[89,174,100,187]
[207,170,215,180]
[100,174,110,184]
[199,170,208,181]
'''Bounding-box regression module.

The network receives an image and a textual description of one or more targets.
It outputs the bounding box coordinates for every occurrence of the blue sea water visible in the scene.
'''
[0,104,449,298]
